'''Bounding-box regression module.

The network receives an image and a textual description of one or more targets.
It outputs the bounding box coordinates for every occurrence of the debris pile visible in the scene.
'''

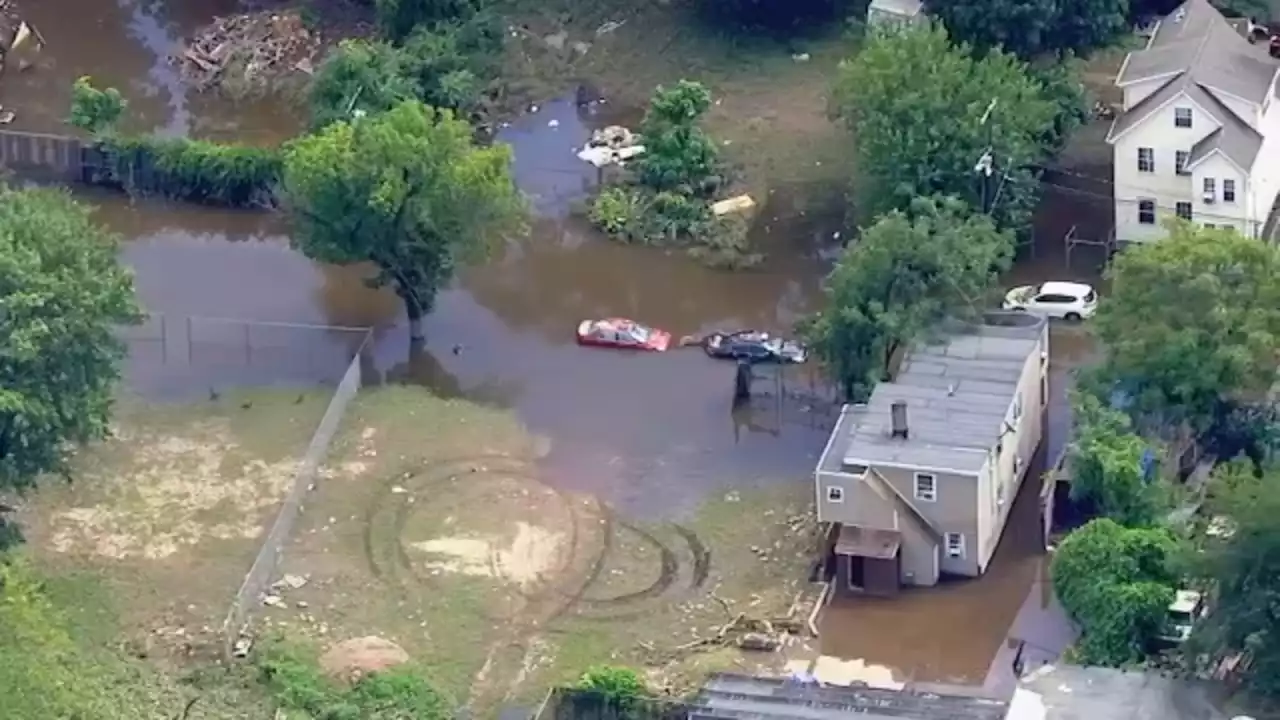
[179,10,324,92]
[578,125,646,168]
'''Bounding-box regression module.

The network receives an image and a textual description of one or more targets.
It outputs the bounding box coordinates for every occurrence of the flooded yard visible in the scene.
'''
[5,0,1112,698]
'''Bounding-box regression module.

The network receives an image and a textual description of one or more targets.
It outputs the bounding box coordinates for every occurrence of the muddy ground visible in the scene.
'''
[16,389,330,659]
[275,385,824,711]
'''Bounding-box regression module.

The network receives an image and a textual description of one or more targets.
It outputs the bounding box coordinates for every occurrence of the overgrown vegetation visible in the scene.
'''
[931,0,1129,60]
[257,640,451,719]
[800,194,1014,401]
[1051,518,1179,666]
[1068,392,1164,527]
[69,77,282,206]
[574,666,649,713]
[587,81,760,268]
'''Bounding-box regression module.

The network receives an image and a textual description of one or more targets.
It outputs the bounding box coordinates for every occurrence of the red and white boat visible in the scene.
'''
[576,318,671,352]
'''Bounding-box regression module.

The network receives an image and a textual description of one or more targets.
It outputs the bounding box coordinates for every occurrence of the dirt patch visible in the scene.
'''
[319,635,411,683]
[276,386,825,713]
[18,389,330,650]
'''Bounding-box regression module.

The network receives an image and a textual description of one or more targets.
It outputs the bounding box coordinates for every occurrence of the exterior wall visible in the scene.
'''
[1188,153,1250,234]
[1113,93,1227,243]
[814,468,940,586]
[1122,77,1169,111]
[873,465,978,578]
[977,322,1048,571]
[1248,101,1280,237]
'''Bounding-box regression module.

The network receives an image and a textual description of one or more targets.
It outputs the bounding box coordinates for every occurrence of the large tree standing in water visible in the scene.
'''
[283,100,524,339]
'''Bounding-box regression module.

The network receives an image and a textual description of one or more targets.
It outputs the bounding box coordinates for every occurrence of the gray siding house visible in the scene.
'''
[814,312,1049,595]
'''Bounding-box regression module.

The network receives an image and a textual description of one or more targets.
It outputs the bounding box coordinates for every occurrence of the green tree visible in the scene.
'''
[0,188,140,492]
[283,101,524,340]
[801,195,1014,401]
[576,665,648,713]
[832,22,1056,232]
[67,76,127,135]
[1069,392,1164,526]
[1092,222,1280,433]
[1051,518,1178,666]
[307,40,422,131]
[374,0,478,42]
[1029,57,1092,157]
[932,0,1129,59]
[634,80,721,196]
[1193,466,1280,698]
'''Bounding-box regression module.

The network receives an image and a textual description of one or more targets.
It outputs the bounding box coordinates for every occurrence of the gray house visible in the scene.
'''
[814,312,1049,595]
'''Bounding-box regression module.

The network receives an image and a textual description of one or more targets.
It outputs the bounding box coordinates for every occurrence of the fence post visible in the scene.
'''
[186,315,194,365]
[244,322,252,365]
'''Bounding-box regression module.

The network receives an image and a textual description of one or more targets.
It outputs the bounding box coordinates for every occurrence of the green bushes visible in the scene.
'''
[575,665,648,713]
[92,136,282,207]
[257,640,451,719]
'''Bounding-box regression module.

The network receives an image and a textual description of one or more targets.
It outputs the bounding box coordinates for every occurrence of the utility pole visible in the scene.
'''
[974,98,998,214]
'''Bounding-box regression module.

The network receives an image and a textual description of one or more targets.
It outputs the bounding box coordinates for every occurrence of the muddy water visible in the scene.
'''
[15,0,1107,688]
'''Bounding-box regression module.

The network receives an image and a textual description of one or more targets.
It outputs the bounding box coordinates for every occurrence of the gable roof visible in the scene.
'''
[1107,0,1276,169]
[839,313,1045,476]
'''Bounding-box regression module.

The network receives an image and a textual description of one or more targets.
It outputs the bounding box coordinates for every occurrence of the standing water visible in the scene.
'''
[5,0,1099,689]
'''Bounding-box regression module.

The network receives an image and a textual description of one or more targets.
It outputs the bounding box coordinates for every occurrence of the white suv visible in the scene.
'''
[1002,281,1098,321]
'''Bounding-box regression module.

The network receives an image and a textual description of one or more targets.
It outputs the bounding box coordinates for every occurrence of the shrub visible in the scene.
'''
[635,81,721,196]
[576,665,647,711]
[93,136,282,207]
[374,0,481,42]
[68,76,127,135]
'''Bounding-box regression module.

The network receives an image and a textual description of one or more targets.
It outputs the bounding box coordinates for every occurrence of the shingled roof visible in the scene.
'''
[1106,0,1278,169]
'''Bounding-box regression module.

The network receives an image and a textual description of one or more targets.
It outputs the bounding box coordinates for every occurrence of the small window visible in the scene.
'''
[1012,393,1024,421]
[1015,455,1024,476]
[1176,201,1193,220]
[1035,294,1074,304]
[996,481,1007,506]
[1223,179,1236,203]
[1137,147,1154,173]
[1138,199,1156,224]
[1174,107,1193,128]
[945,532,966,559]
[826,486,845,503]
[1175,151,1190,175]
[1203,177,1216,197]
[1204,223,1216,229]
[914,472,937,502]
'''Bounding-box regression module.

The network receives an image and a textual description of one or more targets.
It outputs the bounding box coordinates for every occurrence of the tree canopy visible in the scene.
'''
[1193,466,1280,698]
[67,76,127,135]
[283,101,524,338]
[801,195,1014,401]
[1051,518,1178,666]
[931,0,1129,60]
[832,22,1056,232]
[0,187,140,493]
[1092,222,1280,433]
[1068,392,1164,527]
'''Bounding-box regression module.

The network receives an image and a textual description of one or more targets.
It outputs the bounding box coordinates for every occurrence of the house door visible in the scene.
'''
[848,555,866,591]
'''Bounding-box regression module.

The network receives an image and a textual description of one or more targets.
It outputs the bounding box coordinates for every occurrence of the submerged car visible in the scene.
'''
[1002,281,1098,321]
[1158,589,1207,646]
[703,330,807,364]
[576,318,672,352]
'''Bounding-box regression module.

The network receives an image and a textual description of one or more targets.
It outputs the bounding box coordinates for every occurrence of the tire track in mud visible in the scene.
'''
[360,455,713,623]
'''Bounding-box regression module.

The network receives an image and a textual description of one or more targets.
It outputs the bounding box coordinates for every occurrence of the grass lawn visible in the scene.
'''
[16,388,331,661]
[277,386,823,713]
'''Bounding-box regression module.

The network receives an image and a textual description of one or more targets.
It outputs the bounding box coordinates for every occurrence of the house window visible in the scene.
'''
[1015,455,1024,476]
[1137,147,1154,173]
[1012,393,1024,421]
[945,532,966,559]
[996,481,1007,507]
[1203,177,1216,197]
[1205,223,1216,229]
[1223,179,1236,203]
[1176,201,1193,220]
[826,486,845,503]
[914,472,937,502]
[1174,107,1192,128]
[1175,151,1190,175]
[1138,199,1156,224]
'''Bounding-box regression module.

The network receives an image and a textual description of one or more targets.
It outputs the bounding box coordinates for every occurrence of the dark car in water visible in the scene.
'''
[703,330,808,364]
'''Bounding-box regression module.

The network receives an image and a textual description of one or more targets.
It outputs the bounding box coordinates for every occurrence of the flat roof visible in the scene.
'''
[838,314,1046,476]
[1020,665,1228,720]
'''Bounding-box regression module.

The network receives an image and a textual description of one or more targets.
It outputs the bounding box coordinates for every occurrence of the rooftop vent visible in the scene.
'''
[890,400,909,439]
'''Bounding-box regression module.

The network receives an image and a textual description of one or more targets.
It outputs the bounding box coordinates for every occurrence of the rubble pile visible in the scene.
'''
[179,10,324,92]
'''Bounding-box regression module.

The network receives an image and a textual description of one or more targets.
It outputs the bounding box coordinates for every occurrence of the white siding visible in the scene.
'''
[1190,153,1249,233]
[1247,101,1280,238]
[1113,92,1224,243]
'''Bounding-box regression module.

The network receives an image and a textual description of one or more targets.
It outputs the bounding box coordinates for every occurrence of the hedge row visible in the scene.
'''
[89,135,282,208]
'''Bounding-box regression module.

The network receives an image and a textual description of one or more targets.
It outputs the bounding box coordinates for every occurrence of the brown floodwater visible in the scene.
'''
[10,0,1111,688]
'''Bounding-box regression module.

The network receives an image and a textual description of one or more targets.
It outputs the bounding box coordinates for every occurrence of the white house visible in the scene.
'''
[1106,0,1280,243]
[866,0,924,28]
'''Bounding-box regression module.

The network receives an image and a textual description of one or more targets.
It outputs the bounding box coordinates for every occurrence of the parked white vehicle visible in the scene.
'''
[1159,589,1207,645]
[1002,281,1098,321]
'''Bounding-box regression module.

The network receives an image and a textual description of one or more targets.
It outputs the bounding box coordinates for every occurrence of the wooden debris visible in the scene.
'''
[177,10,327,93]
